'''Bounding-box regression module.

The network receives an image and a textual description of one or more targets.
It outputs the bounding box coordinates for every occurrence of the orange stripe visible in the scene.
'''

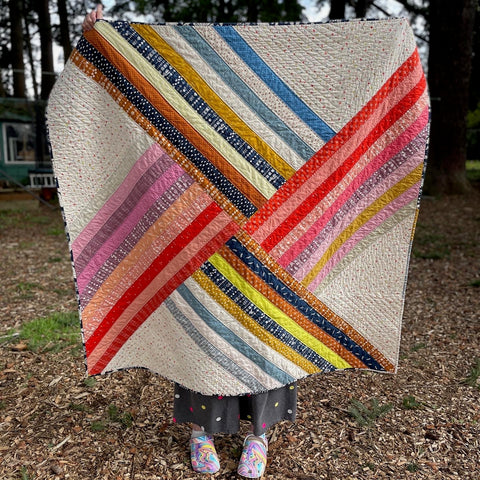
[83,30,268,210]
[192,269,320,374]
[236,230,395,371]
[217,245,367,369]
[81,182,209,340]
[245,49,422,235]
[70,49,247,226]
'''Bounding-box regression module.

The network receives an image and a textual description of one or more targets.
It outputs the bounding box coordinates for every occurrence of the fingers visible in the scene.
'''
[96,4,103,19]
[82,4,103,33]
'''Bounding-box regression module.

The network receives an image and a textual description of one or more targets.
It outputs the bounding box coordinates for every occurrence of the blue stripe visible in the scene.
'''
[177,282,297,385]
[215,26,336,142]
[176,25,316,161]
[76,36,256,218]
[111,21,286,190]
[164,297,266,391]
[225,237,385,371]
[200,261,336,372]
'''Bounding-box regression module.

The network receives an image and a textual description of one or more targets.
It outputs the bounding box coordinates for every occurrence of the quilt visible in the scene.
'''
[47,18,429,396]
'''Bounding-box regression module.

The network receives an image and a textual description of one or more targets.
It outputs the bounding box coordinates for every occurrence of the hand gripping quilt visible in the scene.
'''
[47,18,429,396]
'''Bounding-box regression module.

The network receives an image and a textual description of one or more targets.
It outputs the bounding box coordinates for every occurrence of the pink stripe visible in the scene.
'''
[76,162,186,294]
[277,103,429,268]
[251,61,425,245]
[72,143,166,255]
[86,211,235,367]
[81,183,211,340]
[296,149,423,280]
[307,182,421,291]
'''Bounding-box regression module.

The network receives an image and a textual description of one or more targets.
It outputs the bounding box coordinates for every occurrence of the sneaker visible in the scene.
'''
[237,433,268,478]
[189,434,220,474]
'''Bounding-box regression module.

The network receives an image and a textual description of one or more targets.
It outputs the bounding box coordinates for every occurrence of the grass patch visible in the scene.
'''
[83,377,97,388]
[469,279,480,287]
[348,398,393,427]
[47,226,64,236]
[108,404,134,429]
[18,311,80,353]
[466,160,480,182]
[462,358,480,388]
[413,226,450,260]
[402,395,423,410]
[406,462,420,473]
[90,420,107,432]
[410,342,427,352]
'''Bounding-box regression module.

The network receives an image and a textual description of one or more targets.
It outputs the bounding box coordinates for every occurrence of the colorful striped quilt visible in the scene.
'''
[47,18,429,395]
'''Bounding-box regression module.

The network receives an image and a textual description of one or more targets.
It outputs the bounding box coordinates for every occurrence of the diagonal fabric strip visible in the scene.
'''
[47,18,429,395]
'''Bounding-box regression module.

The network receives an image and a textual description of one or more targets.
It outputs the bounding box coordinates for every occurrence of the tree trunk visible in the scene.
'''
[425,0,477,195]
[354,0,373,18]
[36,0,56,100]
[57,0,72,63]
[9,0,26,98]
[329,0,346,19]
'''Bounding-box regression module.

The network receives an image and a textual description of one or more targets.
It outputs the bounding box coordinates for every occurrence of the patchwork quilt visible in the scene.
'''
[47,18,429,395]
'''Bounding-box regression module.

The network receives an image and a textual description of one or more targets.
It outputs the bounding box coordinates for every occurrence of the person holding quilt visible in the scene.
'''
[83,5,298,478]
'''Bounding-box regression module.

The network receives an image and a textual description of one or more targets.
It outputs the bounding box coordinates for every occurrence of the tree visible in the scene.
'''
[424,0,477,194]
[57,0,72,62]
[8,0,26,98]
[34,0,55,100]
[111,0,305,23]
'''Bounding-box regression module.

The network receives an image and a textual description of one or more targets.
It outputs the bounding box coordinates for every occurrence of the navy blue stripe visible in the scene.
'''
[176,25,316,161]
[177,283,296,384]
[200,261,335,372]
[215,26,336,142]
[111,21,287,190]
[76,36,256,218]
[225,236,386,371]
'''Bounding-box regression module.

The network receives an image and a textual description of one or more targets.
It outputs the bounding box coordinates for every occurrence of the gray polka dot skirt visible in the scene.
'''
[173,382,297,435]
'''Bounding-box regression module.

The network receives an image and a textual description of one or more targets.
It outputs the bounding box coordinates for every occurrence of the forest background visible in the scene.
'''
[1,0,480,194]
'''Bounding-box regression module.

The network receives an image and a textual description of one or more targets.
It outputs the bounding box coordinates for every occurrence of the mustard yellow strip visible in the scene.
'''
[192,270,319,374]
[94,22,278,200]
[208,253,351,369]
[303,163,424,287]
[133,24,296,181]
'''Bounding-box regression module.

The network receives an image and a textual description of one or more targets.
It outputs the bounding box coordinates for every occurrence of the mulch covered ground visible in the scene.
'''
[0,191,479,480]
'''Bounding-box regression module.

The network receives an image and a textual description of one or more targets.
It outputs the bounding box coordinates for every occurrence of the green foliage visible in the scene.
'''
[348,398,393,427]
[18,311,80,353]
[90,420,106,432]
[407,462,420,472]
[83,377,97,388]
[413,225,450,260]
[108,404,134,429]
[402,395,423,410]
[466,160,480,181]
[462,358,480,388]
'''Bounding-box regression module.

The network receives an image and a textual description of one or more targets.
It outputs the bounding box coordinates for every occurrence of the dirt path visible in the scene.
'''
[0,193,479,479]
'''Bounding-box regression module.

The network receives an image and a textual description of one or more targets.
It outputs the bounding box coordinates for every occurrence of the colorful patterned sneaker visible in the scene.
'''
[237,433,268,478]
[189,434,220,474]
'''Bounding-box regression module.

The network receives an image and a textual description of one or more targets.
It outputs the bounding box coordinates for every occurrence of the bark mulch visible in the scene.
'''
[0,191,479,480]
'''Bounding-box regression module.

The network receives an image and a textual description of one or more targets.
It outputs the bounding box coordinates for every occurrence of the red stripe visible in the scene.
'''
[259,74,427,252]
[86,201,224,355]
[88,221,240,374]
[244,49,421,236]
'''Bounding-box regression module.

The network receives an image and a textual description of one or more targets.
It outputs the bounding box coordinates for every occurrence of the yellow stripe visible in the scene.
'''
[192,270,319,374]
[303,163,424,287]
[208,253,351,369]
[133,24,296,182]
[95,22,278,199]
